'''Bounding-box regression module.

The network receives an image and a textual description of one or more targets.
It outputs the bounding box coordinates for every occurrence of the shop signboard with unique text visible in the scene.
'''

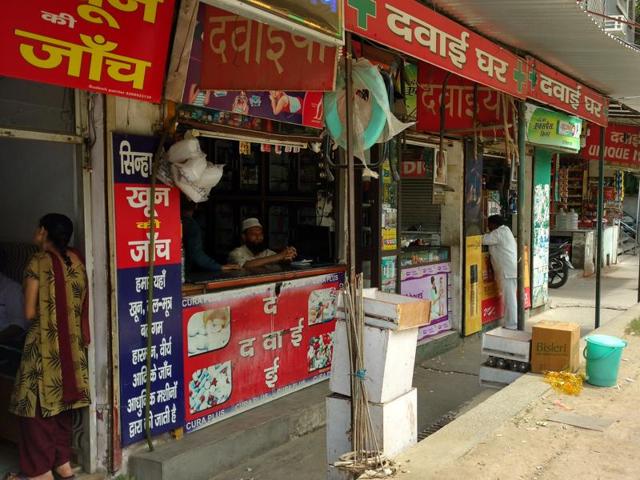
[581,124,640,169]
[0,0,175,103]
[346,0,530,99]
[182,272,343,433]
[112,134,184,446]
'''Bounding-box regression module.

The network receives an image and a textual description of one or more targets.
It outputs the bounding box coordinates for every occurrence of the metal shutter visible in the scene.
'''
[401,146,441,232]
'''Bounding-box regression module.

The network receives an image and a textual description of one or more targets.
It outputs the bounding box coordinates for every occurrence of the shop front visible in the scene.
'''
[108,0,348,453]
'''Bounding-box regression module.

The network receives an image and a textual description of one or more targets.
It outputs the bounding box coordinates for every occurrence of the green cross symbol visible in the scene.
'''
[513,60,527,93]
[348,0,377,30]
[529,69,538,90]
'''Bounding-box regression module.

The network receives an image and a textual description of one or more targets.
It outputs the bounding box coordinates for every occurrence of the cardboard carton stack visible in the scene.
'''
[327,289,430,479]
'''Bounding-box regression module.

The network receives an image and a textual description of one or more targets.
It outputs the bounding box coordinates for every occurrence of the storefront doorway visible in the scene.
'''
[0,77,94,475]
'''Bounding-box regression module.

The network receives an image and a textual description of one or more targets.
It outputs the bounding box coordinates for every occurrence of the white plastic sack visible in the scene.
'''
[167,138,202,164]
[177,152,207,183]
[193,162,224,189]
[172,165,209,203]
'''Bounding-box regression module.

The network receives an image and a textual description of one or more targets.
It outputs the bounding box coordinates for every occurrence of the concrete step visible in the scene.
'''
[128,381,328,480]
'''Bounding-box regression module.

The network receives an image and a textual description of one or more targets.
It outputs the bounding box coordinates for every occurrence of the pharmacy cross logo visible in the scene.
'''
[529,68,539,91]
[348,0,377,30]
[513,60,527,94]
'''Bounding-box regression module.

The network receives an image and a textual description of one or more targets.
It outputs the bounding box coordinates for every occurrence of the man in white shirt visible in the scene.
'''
[228,218,297,268]
[0,271,28,343]
[482,215,518,330]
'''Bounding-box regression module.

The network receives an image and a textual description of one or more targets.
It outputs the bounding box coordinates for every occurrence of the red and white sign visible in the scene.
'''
[528,58,608,128]
[401,160,427,178]
[201,6,337,91]
[581,124,640,168]
[417,63,515,135]
[114,184,181,269]
[182,272,344,432]
[345,0,529,99]
[0,0,175,103]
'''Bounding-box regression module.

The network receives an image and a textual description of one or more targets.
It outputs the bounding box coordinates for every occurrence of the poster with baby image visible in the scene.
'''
[182,271,344,433]
[308,287,338,326]
[187,307,231,356]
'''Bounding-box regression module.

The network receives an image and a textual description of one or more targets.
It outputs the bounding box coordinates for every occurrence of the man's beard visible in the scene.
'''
[247,242,266,255]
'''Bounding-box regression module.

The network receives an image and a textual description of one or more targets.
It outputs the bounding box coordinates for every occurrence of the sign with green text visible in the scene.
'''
[525,104,582,153]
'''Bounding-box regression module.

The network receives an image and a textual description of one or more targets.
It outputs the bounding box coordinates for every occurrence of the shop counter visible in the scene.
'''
[182,264,345,296]
[179,265,345,433]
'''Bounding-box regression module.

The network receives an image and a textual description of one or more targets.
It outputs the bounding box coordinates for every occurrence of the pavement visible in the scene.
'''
[393,299,640,480]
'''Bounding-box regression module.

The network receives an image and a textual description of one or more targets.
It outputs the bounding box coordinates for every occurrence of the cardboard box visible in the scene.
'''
[531,321,581,373]
[337,289,431,330]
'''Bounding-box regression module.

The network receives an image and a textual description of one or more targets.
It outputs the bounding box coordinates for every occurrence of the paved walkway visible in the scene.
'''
[393,302,640,480]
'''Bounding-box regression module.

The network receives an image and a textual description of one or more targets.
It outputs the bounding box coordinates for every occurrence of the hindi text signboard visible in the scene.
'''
[528,58,608,128]
[182,272,343,432]
[581,123,640,168]
[201,6,337,92]
[346,0,529,99]
[112,134,184,445]
[0,0,175,102]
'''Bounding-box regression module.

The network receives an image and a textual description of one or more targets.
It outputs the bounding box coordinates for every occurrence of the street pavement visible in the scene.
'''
[395,296,640,480]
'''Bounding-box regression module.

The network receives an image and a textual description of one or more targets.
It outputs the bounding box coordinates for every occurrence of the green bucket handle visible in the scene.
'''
[583,340,628,362]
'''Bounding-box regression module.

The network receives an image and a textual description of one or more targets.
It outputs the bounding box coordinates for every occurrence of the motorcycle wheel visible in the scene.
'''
[548,259,569,289]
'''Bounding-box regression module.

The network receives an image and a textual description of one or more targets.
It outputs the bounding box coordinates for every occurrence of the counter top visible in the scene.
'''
[182,264,346,296]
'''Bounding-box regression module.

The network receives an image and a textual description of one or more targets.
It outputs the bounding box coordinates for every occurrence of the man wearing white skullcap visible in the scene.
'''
[228,218,297,268]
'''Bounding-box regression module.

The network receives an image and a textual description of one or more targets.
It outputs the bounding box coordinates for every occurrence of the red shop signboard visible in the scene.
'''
[417,63,515,135]
[182,271,344,432]
[345,0,529,99]
[0,0,175,102]
[581,124,640,168]
[201,6,338,91]
[528,58,608,128]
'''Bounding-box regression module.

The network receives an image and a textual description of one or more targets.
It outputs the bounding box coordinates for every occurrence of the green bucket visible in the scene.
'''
[583,334,627,387]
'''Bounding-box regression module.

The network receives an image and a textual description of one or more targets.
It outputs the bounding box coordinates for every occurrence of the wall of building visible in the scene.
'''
[440,140,464,332]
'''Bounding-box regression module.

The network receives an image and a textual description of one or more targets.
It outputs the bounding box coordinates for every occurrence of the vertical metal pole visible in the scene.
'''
[595,126,606,329]
[517,101,526,330]
[345,35,356,285]
[344,32,358,453]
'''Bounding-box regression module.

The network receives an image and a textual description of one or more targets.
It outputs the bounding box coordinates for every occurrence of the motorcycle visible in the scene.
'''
[548,242,574,289]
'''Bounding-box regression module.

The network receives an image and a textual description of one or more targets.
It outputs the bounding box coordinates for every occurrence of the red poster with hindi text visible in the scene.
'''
[0,0,175,103]
[182,272,344,432]
[201,6,337,91]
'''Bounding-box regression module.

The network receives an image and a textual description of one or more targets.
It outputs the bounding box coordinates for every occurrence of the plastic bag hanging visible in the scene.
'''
[324,58,414,166]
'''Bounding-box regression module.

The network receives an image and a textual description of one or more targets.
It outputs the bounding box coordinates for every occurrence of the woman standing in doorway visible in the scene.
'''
[6,214,90,480]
